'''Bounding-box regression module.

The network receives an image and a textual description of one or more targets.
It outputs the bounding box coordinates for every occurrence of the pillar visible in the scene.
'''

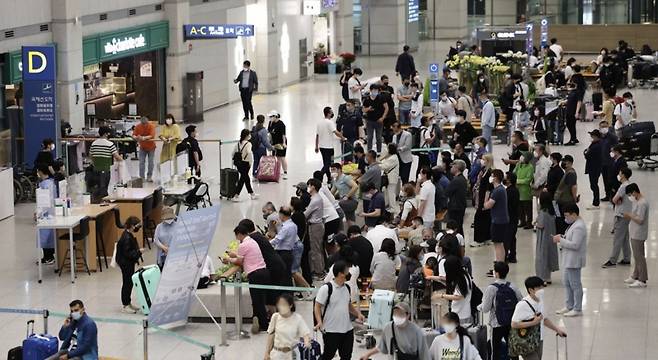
[361,0,417,55]
[428,0,468,39]
[51,0,84,131]
[333,0,354,54]
[164,0,190,121]
[485,0,518,25]
[252,0,279,93]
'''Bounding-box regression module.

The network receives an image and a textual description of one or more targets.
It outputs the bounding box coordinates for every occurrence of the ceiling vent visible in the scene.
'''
[4,30,14,38]
[128,8,136,16]
[40,24,49,32]
[155,4,162,11]
[99,13,108,21]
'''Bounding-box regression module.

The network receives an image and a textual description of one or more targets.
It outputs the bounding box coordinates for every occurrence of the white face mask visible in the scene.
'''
[515,105,522,111]
[277,305,291,316]
[474,144,480,151]
[600,127,608,135]
[534,151,540,158]
[392,315,407,326]
[443,323,457,334]
[534,110,540,117]
[565,216,575,225]
[617,174,623,182]
[610,151,616,158]
[49,145,56,151]
[441,96,448,102]
[535,288,545,300]
[71,311,82,321]
[330,172,338,179]
[166,118,173,125]
[164,219,175,225]
[489,176,495,184]
[480,159,486,166]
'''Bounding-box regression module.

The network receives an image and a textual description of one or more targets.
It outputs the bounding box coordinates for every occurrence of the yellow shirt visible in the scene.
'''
[602,99,615,125]
[159,124,181,163]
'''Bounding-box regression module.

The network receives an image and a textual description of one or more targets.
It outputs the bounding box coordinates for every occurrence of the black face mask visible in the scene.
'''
[262,213,269,220]
[345,273,352,282]
[133,225,142,232]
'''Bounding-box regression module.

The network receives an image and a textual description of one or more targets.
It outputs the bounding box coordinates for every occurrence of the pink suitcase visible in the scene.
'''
[584,102,594,122]
[256,155,280,182]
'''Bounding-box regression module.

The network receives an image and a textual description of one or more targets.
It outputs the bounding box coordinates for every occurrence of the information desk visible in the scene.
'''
[103,187,161,248]
[54,204,119,273]
[37,215,83,283]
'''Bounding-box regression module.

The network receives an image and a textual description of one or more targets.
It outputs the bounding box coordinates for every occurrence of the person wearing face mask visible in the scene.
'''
[370,238,402,290]
[531,145,551,206]
[511,100,530,141]
[416,167,436,230]
[397,78,414,125]
[159,114,181,164]
[609,145,627,195]
[584,130,604,209]
[456,86,475,121]
[115,216,144,314]
[395,45,416,82]
[35,138,56,176]
[473,154,493,246]
[154,207,177,269]
[623,183,649,288]
[316,107,345,183]
[479,92,495,153]
[510,276,567,360]
[379,143,400,216]
[502,131,529,173]
[329,163,359,227]
[599,120,618,201]
[233,60,258,121]
[232,129,258,201]
[360,302,430,360]
[132,116,156,182]
[336,99,364,162]
[553,204,587,317]
[473,73,489,100]
[262,202,281,237]
[444,160,468,235]
[438,90,457,125]
[409,82,423,128]
[362,84,389,153]
[562,82,580,146]
[270,206,298,281]
[531,106,548,144]
[314,260,365,360]
[613,91,638,137]
[553,155,578,234]
[545,152,564,198]
[429,312,481,360]
[264,293,311,360]
[602,167,633,269]
[483,169,509,275]
[504,172,521,264]
[47,300,98,360]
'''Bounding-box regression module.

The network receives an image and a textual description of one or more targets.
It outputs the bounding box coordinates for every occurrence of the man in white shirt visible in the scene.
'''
[511,276,567,359]
[480,92,496,153]
[437,91,458,125]
[417,167,436,229]
[316,107,345,183]
[613,92,637,135]
[549,38,564,61]
[366,221,401,254]
[347,68,364,104]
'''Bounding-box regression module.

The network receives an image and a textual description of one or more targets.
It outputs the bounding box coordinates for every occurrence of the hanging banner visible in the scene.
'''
[22,45,58,168]
[148,206,221,327]
[540,18,549,49]
[526,22,534,65]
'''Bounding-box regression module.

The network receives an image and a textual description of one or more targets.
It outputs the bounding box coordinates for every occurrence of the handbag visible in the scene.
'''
[381,163,397,189]
[508,300,542,357]
[110,242,118,268]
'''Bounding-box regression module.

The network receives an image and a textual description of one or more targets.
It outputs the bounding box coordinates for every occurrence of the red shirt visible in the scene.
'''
[133,122,156,151]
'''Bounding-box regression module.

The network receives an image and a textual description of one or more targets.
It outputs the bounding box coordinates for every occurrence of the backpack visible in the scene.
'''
[469,278,483,321]
[313,282,351,327]
[232,142,246,166]
[250,126,262,149]
[400,199,418,227]
[492,282,518,326]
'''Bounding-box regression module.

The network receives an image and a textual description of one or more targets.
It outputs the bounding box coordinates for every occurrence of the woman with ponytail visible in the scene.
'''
[429,311,482,360]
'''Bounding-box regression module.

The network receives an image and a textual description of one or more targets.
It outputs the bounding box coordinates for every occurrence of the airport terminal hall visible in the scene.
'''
[3,0,658,359]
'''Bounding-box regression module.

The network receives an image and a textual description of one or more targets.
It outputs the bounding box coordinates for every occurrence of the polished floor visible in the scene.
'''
[2,40,658,359]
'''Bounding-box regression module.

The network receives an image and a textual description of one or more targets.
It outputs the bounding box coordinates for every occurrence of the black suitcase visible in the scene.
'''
[592,92,603,111]
[7,346,22,360]
[220,168,239,198]
[619,122,656,160]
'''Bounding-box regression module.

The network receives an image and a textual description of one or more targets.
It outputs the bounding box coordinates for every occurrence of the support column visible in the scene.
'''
[164,0,190,121]
[485,0,518,26]
[361,0,416,56]
[333,0,354,54]
[252,0,278,93]
[429,0,468,39]
[51,0,84,131]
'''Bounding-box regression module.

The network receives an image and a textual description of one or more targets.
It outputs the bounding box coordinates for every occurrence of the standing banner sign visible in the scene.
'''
[540,18,549,49]
[22,46,58,168]
[148,206,221,327]
[526,22,534,65]
[429,63,439,103]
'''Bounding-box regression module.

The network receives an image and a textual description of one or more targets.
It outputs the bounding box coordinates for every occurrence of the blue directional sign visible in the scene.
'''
[183,24,255,40]
[429,63,440,74]
[526,22,534,65]
[429,63,439,102]
[540,18,549,48]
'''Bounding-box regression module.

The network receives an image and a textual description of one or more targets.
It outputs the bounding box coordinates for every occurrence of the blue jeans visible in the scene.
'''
[482,125,493,153]
[563,268,583,312]
[366,121,383,153]
[138,149,155,179]
[399,109,411,125]
[252,147,266,176]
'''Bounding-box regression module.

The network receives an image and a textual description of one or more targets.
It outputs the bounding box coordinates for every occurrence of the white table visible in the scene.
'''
[36,215,84,284]
[162,183,195,214]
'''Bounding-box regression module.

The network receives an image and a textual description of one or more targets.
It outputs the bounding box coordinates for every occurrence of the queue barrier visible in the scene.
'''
[0,307,215,360]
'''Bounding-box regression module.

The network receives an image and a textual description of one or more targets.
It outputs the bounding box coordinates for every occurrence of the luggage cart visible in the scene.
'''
[636,133,658,170]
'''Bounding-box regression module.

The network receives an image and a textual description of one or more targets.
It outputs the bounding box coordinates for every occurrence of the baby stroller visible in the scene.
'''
[183,181,213,210]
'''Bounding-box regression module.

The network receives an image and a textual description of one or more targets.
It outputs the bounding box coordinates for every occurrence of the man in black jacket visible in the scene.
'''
[445,160,468,235]
[599,121,618,201]
[584,130,604,209]
[395,45,416,81]
[234,60,258,120]
[505,172,520,263]
[610,145,628,194]
[347,225,374,278]
[546,152,565,198]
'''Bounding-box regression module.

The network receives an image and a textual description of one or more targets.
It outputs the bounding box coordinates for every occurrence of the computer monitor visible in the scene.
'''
[160,160,172,184]
[176,151,188,176]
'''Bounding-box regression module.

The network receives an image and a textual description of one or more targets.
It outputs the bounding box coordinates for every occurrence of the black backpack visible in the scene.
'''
[492,282,518,327]
[233,142,246,166]
[469,278,483,321]
[313,282,351,327]
[250,126,262,149]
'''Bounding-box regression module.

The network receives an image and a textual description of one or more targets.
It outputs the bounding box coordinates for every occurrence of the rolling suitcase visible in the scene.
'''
[556,334,568,359]
[294,333,321,360]
[22,320,58,360]
[132,265,161,315]
[220,168,239,198]
[256,155,280,182]
[467,312,489,360]
[367,289,395,329]
[7,346,22,360]
[584,102,594,122]
[592,92,603,111]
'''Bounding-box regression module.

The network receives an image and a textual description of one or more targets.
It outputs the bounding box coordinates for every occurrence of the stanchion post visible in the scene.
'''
[218,140,222,171]
[220,280,228,346]
[143,319,148,360]
[43,309,49,334]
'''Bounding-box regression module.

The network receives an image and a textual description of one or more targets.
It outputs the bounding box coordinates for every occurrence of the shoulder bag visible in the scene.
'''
[508,300,542,357]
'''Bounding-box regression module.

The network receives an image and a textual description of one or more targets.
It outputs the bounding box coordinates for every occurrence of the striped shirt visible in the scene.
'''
[90,138,117,171]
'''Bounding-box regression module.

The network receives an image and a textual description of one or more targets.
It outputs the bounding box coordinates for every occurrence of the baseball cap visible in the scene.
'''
[293,182,307,191]
[393,302,411,314]
[588,129,602,137]
[267,110,280,118]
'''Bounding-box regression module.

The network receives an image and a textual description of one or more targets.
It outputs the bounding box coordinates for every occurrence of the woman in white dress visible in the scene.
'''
[379,143,400,216]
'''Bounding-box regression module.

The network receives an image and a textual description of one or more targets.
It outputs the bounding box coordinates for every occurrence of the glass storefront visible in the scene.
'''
[525,0,658,25]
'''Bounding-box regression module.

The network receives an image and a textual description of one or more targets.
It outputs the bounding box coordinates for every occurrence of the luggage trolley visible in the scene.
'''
[636,133,658,170]
[618,122,658,169]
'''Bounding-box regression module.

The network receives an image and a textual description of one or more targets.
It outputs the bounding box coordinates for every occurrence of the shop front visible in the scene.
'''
[82,21,169,124]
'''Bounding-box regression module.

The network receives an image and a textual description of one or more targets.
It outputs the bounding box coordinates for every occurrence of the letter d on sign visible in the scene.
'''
[28,51,47,74]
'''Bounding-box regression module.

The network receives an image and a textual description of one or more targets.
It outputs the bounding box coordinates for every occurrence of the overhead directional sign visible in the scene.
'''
[183,24,255,40]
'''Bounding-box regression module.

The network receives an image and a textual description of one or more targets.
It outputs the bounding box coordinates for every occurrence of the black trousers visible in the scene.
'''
[319,148,334,183]
[322,330,354,360]
[247,268,271,331]
[417,153,431,176]
[492,325,518,360]
[399,160,412,184]
[566,115,577,143]
[588,171,601,206]
[92,170,111,204]
[324,218,341,241]
[276,250,294,280]
[236,161,254,195]
[301,229,312,284]
[119,263,135,306]
[519,200,533,226]
[239,88,254,119]
[448,208,466,235]
[601,165,613,199]
[505,221,518,261]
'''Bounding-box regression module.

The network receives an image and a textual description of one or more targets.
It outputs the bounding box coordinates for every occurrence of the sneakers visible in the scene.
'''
[564,310,583,317]
[628,280,647,288]
[230,196,241,203]
[122,305,137,314]
[586,205,600,210]
[555,307,570,315]
[251,316,260,334]
[624,277,637,284]
[283,172,288,180]
[601,261,616,268]
[129,304,140,312]
[250,193,260,200]
[41,258,55,265]
[619,260,631,266]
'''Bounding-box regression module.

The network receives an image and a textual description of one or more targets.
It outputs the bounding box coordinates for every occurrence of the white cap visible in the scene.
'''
[267,110,280,118]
